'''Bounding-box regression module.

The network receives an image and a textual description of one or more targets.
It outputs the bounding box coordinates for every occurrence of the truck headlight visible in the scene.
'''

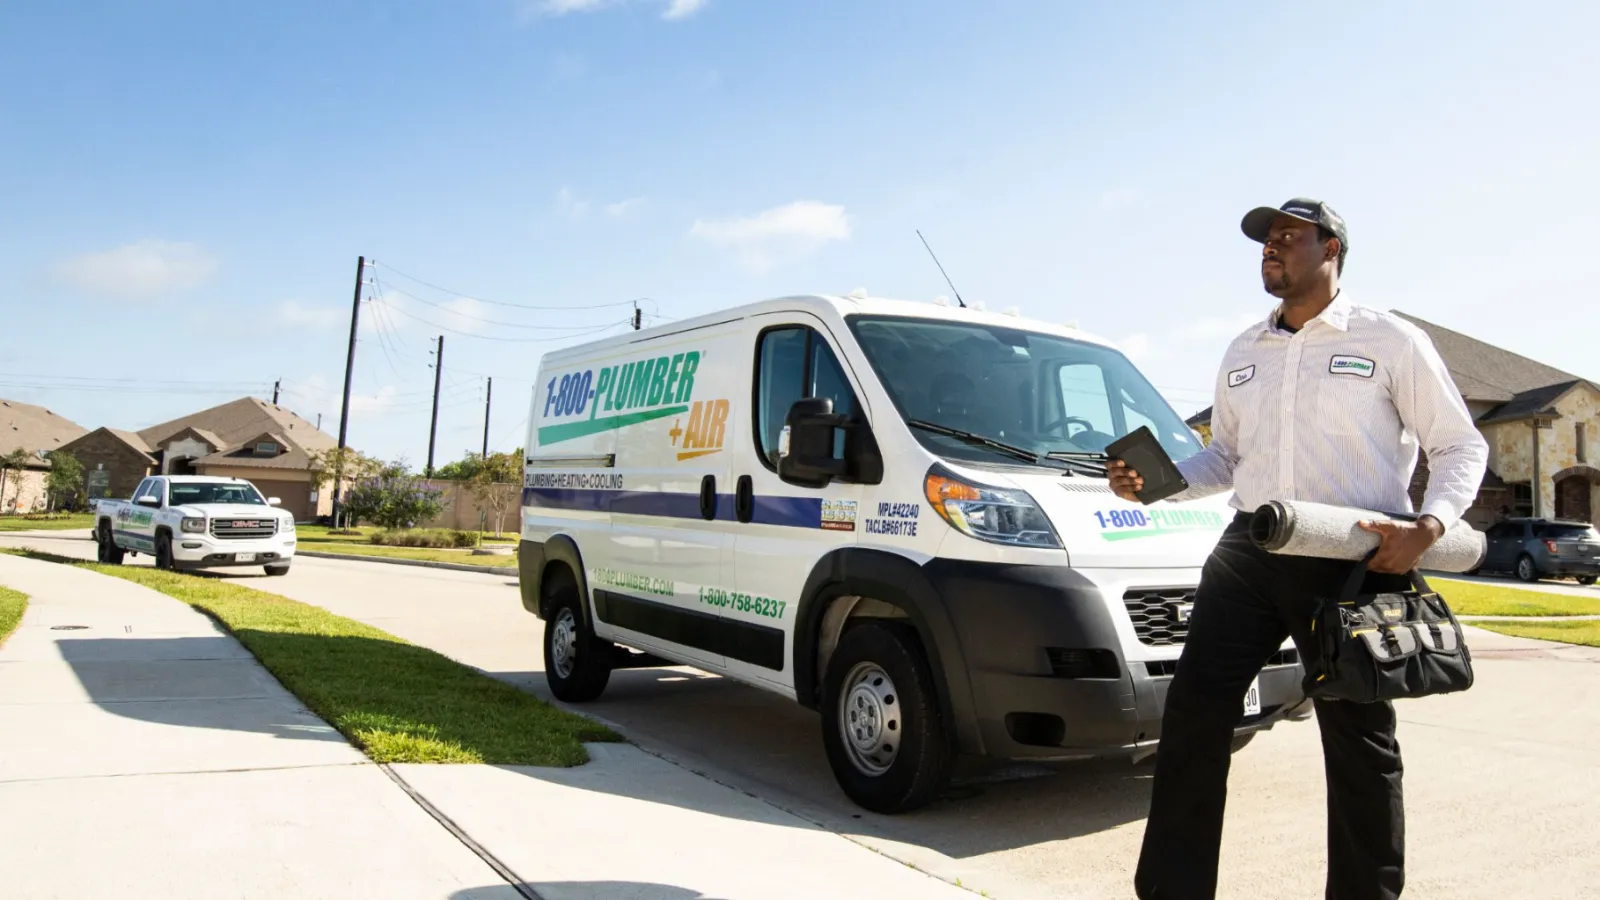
[180,517,207,534]
[923,470,1061,549]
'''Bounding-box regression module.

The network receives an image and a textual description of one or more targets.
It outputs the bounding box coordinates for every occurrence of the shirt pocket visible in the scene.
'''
[1310,369,1390,435]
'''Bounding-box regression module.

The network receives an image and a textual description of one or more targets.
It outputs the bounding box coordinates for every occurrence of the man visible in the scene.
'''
[1109,198,1488,899]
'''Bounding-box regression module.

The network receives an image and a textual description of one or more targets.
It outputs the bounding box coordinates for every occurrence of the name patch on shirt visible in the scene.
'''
[1329,355,1376,377]
[1228,365,1256,387]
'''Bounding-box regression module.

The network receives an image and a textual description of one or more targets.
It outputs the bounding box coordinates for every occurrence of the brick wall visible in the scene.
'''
[63,432,153,502]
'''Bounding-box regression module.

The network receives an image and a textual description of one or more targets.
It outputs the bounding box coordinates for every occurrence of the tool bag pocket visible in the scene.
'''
[1304,557,1474,703]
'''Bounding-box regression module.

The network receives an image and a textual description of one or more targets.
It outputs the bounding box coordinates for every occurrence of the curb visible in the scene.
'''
[295,550,517,577]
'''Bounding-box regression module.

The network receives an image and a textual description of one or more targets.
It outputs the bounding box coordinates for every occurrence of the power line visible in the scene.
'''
[376,279,634,332]
[374,300,630,343]
[370,260,651,312]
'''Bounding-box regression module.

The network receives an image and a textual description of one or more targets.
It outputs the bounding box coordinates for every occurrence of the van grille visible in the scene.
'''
[210,518,278,540]
[1123,588,1196,646]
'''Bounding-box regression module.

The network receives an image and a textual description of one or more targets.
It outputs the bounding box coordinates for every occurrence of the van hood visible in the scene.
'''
[946,462,1236,569]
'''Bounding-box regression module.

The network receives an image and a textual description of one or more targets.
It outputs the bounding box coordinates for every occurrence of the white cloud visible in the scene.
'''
[663,0,707,19]
[1116,333,1152,363]
[279,301,343,330]
[282,374,398,421]
[554,187,590,220]
[690,200,852,272]
[435,297,489,335]
[605,197,646,219]
[54,239,218,299]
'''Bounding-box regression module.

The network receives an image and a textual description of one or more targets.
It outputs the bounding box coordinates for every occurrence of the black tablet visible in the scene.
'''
[1104,425,1188,504]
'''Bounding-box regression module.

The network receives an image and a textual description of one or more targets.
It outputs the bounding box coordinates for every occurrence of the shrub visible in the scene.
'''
[369,529,477,549]
[344,465,445,530]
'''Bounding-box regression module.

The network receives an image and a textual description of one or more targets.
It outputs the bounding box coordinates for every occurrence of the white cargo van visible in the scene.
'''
[517,293,1304,813]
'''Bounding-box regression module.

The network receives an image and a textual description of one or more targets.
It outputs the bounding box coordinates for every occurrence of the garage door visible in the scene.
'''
[244,478,314,522]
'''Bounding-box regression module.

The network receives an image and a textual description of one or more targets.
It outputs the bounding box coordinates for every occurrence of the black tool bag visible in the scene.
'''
[1303,557,1475,703]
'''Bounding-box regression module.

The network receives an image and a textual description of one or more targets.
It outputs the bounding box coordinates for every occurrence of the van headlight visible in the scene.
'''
[923,470,1061,549]
[180,517,207,534]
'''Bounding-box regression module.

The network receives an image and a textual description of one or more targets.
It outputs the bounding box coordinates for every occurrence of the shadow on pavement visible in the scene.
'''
[454,885,710,900]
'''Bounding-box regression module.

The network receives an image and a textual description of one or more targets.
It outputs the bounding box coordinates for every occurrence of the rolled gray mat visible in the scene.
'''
[1248,500,1486,573]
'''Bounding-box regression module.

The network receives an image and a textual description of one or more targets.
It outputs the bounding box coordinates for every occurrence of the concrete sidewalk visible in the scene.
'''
[0,553,521,900]
[0,550,980,900]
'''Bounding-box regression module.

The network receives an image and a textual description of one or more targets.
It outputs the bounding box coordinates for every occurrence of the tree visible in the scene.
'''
[45,450,84,512]
[465,450,522,536]
[307,446,384,528]
[343,459,445,530]
[0,449,33,514]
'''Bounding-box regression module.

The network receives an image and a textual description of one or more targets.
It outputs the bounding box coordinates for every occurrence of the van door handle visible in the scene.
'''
[699,474,716,521]
[736,475,753,524]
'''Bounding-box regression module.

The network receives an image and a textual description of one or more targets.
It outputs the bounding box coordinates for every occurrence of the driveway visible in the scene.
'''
[8,532,1600,900]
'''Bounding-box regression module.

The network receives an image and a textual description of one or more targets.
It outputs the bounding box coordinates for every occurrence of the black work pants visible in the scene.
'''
[1134,513,1409,900]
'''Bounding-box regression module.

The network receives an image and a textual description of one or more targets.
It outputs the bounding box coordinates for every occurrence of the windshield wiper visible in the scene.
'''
[906,419,1043,467]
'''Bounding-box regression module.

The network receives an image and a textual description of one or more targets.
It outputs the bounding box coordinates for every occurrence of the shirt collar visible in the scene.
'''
[1254,290,1352,339]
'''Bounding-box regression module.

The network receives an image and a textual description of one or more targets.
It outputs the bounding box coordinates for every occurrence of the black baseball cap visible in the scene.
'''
[1241,197,1348,251]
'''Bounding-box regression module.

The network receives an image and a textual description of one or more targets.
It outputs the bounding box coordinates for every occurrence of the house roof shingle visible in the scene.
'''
[0,398,89,467]
[137,397,335,461]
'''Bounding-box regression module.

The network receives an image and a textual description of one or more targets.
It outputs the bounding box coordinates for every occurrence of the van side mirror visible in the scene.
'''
[778,398,850,488]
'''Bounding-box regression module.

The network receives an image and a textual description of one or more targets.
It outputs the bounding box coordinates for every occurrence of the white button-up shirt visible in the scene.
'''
[1173,292,1489,530]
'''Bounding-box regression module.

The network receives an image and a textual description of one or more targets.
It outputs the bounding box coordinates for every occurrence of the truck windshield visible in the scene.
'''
[168,483,267,506]
[846,315,1202,467]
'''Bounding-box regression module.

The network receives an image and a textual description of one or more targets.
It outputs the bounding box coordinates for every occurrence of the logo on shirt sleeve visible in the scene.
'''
[1227,365,1256,387]
[1329,355,1376,377]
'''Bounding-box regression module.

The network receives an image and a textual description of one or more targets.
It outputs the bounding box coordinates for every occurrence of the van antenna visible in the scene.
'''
[916,229,966,308]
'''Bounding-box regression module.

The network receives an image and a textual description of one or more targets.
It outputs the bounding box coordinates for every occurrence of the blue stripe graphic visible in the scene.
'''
[522,487,823,529]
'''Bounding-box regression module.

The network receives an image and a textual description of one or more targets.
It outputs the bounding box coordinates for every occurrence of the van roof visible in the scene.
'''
[540,292,1121,365]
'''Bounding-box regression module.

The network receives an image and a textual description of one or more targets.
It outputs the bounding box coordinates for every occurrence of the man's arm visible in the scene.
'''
[1169,364,1239,502]
[1393,326,1489,532]
[1360,323,1489,573]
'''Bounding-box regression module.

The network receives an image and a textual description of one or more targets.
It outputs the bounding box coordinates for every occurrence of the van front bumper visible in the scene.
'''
[921,558,1306,761]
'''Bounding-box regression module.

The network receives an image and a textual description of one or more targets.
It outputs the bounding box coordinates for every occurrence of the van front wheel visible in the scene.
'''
[542,577,611,703]
[821,621,951,814]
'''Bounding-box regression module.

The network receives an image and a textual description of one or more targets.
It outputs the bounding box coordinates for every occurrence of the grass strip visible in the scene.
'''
[299,542,518,568]
[0,585,26,646]
[0,513,94,533]
[1430,578,1600,617]
[5,548,618,765]
[1472,619,1600,648]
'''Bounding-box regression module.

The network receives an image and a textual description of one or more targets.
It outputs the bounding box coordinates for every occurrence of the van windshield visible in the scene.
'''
[846,315,1202,467]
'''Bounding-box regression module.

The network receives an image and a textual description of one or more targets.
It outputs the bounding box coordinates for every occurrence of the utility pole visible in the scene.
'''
[316,413,322,430]
[426,335,444,478]
[633,301,641,330]
[332,255,364,526]
[482,377,492,457]
[272,379,281,405]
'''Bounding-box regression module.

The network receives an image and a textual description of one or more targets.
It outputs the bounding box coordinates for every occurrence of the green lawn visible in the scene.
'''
[0,585,26,646]
[0,513,94,533]
[1472,619,1600,648]
[297,541,519,568]
[295,525,516,545]
[1430,578,1600,617]
[4,548,617,765]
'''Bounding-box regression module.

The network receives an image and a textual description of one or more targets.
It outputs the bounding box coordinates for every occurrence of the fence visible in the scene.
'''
[412,479,522,534]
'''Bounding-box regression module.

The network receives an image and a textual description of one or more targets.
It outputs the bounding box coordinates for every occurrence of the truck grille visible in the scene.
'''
[1123,587,1195,647]
[209,518,278,540]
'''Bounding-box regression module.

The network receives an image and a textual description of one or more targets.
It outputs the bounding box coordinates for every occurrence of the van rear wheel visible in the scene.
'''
[542,573,611,703]
[821,620,951,814]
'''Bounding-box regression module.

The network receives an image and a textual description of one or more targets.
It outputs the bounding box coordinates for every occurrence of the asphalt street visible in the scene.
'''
[6,531,1599,900]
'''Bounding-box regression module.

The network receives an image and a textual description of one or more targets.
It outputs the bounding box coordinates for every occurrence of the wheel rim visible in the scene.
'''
[550,608,578,680]
[838,661,902,777]
[1519,557,1534,580]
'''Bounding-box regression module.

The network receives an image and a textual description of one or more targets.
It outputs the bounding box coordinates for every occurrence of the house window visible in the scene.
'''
[254,441,279,457]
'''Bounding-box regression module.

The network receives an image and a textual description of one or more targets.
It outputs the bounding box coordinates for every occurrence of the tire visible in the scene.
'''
[97,522,124,565]
[1230,732,1256,752]
[541,570,611,703]
[820,620,952,814]
[155,533,176,572]
[264,564,290,577]
[1579,576,1597,586]
[1516,554,1539,583]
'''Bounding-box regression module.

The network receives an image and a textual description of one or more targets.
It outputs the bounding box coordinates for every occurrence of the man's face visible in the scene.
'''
[1260,214,1335,297]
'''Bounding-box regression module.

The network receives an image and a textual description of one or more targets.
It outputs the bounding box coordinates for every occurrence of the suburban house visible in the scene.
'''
[1183,311,1599,528]
[0,398,90,513]
[60,396,341,522]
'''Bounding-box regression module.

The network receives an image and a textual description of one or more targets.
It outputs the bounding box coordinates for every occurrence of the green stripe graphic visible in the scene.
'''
[1099,526,1215,542]
[538,405,688,444]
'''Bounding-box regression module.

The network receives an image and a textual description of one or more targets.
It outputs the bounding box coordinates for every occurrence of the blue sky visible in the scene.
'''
[2,1,1595,466]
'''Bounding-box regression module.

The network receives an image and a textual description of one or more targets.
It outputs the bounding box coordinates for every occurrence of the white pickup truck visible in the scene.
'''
[93,474,297,576]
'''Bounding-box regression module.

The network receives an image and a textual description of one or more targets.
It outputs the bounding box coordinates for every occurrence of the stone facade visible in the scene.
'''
[0,467,48,514]
[1477,384,1600,523]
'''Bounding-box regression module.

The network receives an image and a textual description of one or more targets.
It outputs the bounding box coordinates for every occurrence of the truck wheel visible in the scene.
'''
[542,572,611,702]
[1579,576,1597,586]
[821,620,952,814]
[264,565,290,577]
[155,534,176,571]
[97,523,124,565]
[1516,554,1539,583]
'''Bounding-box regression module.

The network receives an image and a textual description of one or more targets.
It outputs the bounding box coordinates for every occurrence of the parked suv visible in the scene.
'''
[1478,517,1600,584]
